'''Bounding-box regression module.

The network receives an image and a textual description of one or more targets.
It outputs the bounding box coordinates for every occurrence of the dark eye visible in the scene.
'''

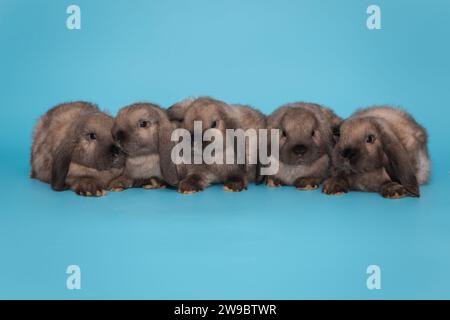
[281,130,287,138]
[311,130,316,137]
[366,134,376,144]
[211,120,218,129]
[139,120,149,128]
[87,132,96,140]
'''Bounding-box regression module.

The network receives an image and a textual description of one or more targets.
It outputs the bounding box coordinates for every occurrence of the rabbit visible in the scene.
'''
[265,102,342,190]
[167,97,266,194]
[108,102,179,191]
[31,101,125,196]
[322,106,430,199]
[167,98,194,123]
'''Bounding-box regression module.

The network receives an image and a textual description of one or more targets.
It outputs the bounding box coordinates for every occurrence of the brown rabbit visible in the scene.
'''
[265,102,342,189]
[323,106,430,198]
[166,98,194,123]
[31,102,125,196]
[167,97,266,194]
[109,102,179,191]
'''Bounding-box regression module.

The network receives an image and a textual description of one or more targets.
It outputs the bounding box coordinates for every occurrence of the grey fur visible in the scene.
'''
[167,97,266,194]
[323,106,430,198]
[109,102,179,191]
[31,101,125,196]
[266,102,342,189]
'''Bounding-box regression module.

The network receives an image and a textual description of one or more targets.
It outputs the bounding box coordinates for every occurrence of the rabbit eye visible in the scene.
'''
[281,130,287,138]
[366,134,376,144]
[139,120,149,128]
[311,130,316,137]
[211,120,218,128]
[87,132,97,140]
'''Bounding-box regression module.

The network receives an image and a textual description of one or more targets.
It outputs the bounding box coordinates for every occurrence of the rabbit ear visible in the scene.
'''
[51,136,76,191]
[218,108,239,130]
[254,161,264,184]
[378,122,420,197]
[266,108,288,158]
[167,99,193,122]
[331,123,341,146]
[158,120,179,186]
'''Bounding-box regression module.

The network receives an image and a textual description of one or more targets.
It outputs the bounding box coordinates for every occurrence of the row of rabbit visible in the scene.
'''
[31,97,430,199]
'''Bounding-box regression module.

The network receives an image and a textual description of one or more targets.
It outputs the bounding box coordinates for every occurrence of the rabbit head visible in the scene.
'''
[333,116,420,196]
[180,97,239,151]
[269,104,334,166]
[52,111,125,190]
[112,102,178,185]
[112,103,170,156]
[182,97,238,133]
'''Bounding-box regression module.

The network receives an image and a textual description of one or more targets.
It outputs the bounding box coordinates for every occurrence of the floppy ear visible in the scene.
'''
[378,121,420,197]
[51,136,76,191]
[331,123,341,146]
[218,108,240,130]
[167,100,192,122]
[158,120,179,186]
[266,109,287,159]
[267,106,289,129]
[254,160,264,184]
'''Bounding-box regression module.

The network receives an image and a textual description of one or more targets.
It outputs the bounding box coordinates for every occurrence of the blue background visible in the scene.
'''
[0,0,449,299]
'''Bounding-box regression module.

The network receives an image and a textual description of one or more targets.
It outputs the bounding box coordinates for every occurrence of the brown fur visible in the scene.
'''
[167,97,266,193]
[323,106,430,199]
[109,102,179,191]
[31,102,125,196]
[266,102,342,189]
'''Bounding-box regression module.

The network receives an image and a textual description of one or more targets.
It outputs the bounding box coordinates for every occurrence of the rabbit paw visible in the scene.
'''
[266,177,284,187]
[322,177,348,195]
[108,176,133,192]
[380,182,407,199]
[178,175,203,194]
[139,177,167,190]
[72,178,107,197]
[294,177,321,190]
[224,176,247,192]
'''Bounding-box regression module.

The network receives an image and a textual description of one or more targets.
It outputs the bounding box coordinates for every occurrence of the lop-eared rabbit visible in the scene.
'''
[323,106,430,198]
[109,103,179,191]
[266,102,342,189]
[167,97,266,194]
[31,102,125,196]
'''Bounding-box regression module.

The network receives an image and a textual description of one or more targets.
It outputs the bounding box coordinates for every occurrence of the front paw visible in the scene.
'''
[380,182,407,199]
[138,177,167,190]
[71,178,106,197]
[322,177,349,195]
[178,175,203,194]
[224,176,247,192]
[108,176,133,192]
[266,177,284,187]
[294,177,321,190]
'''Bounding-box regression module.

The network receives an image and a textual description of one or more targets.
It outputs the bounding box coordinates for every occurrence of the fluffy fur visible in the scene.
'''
[323,106,430,199]
[266,102,342,189]
[31,101,125,196]
[167,97,266,194]
[109,102,179,191]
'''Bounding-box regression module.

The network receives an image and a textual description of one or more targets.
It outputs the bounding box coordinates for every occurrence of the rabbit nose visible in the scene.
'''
[292,144,308,156]
[113,129,126,142]
[340,147,358,160]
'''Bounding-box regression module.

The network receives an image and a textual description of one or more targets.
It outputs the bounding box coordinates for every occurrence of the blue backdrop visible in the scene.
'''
[0,0,449,299]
